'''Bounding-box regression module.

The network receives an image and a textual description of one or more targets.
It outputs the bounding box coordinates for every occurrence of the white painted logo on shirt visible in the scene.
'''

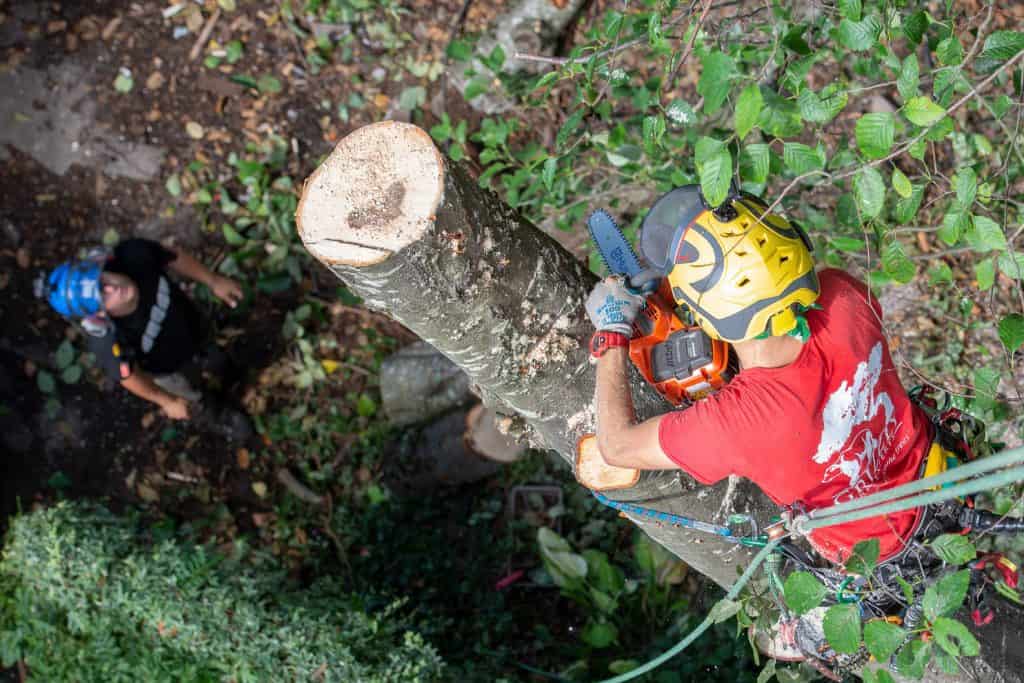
[813,342,901,502]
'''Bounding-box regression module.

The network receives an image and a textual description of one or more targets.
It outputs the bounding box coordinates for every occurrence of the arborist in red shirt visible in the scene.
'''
[585,186,938,565]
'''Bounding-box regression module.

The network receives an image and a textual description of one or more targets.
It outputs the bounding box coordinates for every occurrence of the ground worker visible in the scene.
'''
[38,238,251,438]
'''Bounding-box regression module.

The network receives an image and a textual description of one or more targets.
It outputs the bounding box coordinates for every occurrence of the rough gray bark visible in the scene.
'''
[380,341,474,426]
[295,121,1022,682]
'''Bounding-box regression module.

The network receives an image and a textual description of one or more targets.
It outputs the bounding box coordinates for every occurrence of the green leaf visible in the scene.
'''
[741,143,770,184]
[954,168,977,207]
[257,74,282,94]
[845,538,881,575]
[894,183,925,224]
[735,84,763,140]
[930,534,977,564]
[896,639,932,679]
[581,619,618,648]
[397,85,426,111]
[903,10,928,44]
[976,257,996,290]
[642,114,666,155]
[929,262,954,285]
[898,54,920,101]
[864,620,906,662]
[756,659,776,683]
[783,571,827,615]
[838,15,882,51]
[892,168,912,198]
[855,113,895,159]
[923,569,971,622]
[695,137,733,208]
[972,366,1001,412]
[113,71,133,93]
[556,108,585,150]
[932,617,980,657]
[838,0,861,21]
[831,236,866,253]
[609,660,639,675]
[665,98,696,125]
[896,575,916,604]
[708,598,742,624]
[758,88,802,137]
[853,167,885,219]
[55,340,75,370]
[356,393,377,417]
[938,206,970,246]
[698,51,737,115]
[998,251,1024,279]
[782,24,811,55]
[863,670,897,683]
[904,97,946,126]
[823,603,862,654]
[999,314,1024,353]
[165,174,182,198]
[60,364,82,385]
[964,215,1007,253]
[446,39,472,61]
[976,30,1024,73]
[222,224,246,246]
[882,241,916,284]
[936,36,963,66]
[798,88,848,124]
[37,370,56,394]
[463,76,489,101]
[783,142,825,174]
[541,157,557,191]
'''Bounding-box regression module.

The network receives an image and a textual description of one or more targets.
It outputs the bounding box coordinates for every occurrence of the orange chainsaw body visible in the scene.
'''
[629,280,731,405]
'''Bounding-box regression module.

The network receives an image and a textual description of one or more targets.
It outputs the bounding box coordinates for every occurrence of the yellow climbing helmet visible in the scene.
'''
[639,185,819,343]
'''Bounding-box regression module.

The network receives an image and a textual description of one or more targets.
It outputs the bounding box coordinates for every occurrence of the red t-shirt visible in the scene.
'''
[658,269,933,563]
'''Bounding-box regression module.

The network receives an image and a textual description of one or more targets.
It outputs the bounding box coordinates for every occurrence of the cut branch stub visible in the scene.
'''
[296,121,778,591]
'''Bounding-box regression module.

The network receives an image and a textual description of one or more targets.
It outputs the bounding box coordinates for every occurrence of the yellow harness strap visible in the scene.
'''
[923,441,961,489]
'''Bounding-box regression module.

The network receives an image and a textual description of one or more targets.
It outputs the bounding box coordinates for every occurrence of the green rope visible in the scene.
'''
[597,539,782,683]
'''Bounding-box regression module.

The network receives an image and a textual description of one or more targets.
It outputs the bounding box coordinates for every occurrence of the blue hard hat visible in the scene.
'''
[44,260,104,317]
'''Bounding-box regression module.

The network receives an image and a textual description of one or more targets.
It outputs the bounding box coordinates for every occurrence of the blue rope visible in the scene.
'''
[592,492,735,539]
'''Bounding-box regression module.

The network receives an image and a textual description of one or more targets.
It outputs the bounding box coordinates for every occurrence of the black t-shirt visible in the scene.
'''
[97,239,204,377]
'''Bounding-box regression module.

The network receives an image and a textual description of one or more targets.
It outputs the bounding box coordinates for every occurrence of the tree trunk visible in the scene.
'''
[295,121,1022,682]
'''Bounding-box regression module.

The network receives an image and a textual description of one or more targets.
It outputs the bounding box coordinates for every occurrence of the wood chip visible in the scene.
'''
[101,16,122,41]
[185,121,204,139]
[146,71,165,90]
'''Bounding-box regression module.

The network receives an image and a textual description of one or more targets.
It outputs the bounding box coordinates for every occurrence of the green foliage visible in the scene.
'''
[822,603,861,654]
[863,620,905,662]
[929,534,977,565]
[0,502,444,682]
[782,571,826,615]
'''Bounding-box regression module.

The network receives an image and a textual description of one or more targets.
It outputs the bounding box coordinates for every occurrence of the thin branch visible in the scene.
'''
[667,0,714,87]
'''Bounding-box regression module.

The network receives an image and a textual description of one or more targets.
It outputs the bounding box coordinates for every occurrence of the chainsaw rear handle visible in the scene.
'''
[958,508,1024,533]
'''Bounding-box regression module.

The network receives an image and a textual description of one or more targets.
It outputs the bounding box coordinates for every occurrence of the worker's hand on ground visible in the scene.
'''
[161,396,191,420]
[210,275,243,309]
[586,275,645,335]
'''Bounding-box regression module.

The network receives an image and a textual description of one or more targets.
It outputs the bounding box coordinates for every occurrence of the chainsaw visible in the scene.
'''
[587,209,732,406]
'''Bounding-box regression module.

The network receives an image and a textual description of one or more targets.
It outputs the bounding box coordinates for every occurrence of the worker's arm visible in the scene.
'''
[164,245,243,308]
[121,370,190,420]
[595,346,677,469]
[586,274,679,471]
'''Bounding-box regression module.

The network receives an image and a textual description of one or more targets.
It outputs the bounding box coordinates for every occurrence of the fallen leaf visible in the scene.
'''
[137,483,160,502]
[146,71,165,90]
[373,93,389,109]
[236,448,250,469]
[185,121,205,139]
[252,481,267,498]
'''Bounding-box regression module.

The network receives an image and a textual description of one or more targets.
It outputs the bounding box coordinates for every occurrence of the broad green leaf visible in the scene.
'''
[783,571,827,615]
[938,206,970,246]
[581,619,618,648]
[904,97,946,126]
[964,215,1007,252]
[695,137,733,208]
[936,36,963,66]
[798,86,848,124]
[60,364,82,384]
[735,84,763,140]
[257,74,282,94]
[823,603,861,654]
[37,370,56,394]
[954,168,977,207]
[665,98,696,125]
[923,569,970,622]
[609,660,640,675]
[881,240,916,284]
[932,617,980,657]
[856,113,895,159]
[782,24,811,55]
[838,0,861,21]
[647,12,662,46]
[831,236,866,253]
[642,114,666,155]
[758,88,802,137]
[757,659,776,683]
[446,39,472,61]
[864,620,906,662]
[853,167,885,219]
[898,54,920,101]
[929,263,953,285]
[896,640,932,680]
[999,314,1024,353]
[892,168,912,198]
[903,10,928,44]
[741,143,770,184]
[783,142,825,174]
[222,224,245,246]
[556,108,585,149]
[930,534,977,564]
[976,30,1024,73]
[976,257,996,290]
[894,184,925,224]
[973,366,1001,412]
[165,174,182,197]
[708,598,742,623]
[838,15,882,51]
[845,538,881,575]
[397,85,426,111]
[55,340,75,370]
[541,157,557,190]
[896,576,916,604]
[698,51,737,115]
[998,251,1024,279]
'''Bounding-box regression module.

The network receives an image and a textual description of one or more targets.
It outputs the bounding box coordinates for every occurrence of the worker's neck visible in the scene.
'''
[733,335,804,370]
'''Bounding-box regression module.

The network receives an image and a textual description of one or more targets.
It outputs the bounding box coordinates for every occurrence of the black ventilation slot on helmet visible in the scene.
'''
[737,277,750,288]
[779,255,790,265]
[756,236,767,247]
[735,250,747,257]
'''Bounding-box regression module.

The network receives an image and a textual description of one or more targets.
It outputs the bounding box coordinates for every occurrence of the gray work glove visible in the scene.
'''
[586,274,654,335]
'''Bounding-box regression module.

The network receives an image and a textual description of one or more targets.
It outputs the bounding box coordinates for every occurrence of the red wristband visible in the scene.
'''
[590,331,630,358]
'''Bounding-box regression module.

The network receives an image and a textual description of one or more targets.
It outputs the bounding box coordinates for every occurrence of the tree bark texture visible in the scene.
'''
[296,122,1021,682]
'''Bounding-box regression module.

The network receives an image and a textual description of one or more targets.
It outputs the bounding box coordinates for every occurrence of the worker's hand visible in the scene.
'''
[210,275,243,309]
[627,267,661,296]
[160,396,191,420]
[586,275,646,336]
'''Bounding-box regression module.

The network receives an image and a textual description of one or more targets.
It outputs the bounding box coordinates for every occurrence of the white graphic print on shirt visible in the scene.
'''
[813,342,901,502]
